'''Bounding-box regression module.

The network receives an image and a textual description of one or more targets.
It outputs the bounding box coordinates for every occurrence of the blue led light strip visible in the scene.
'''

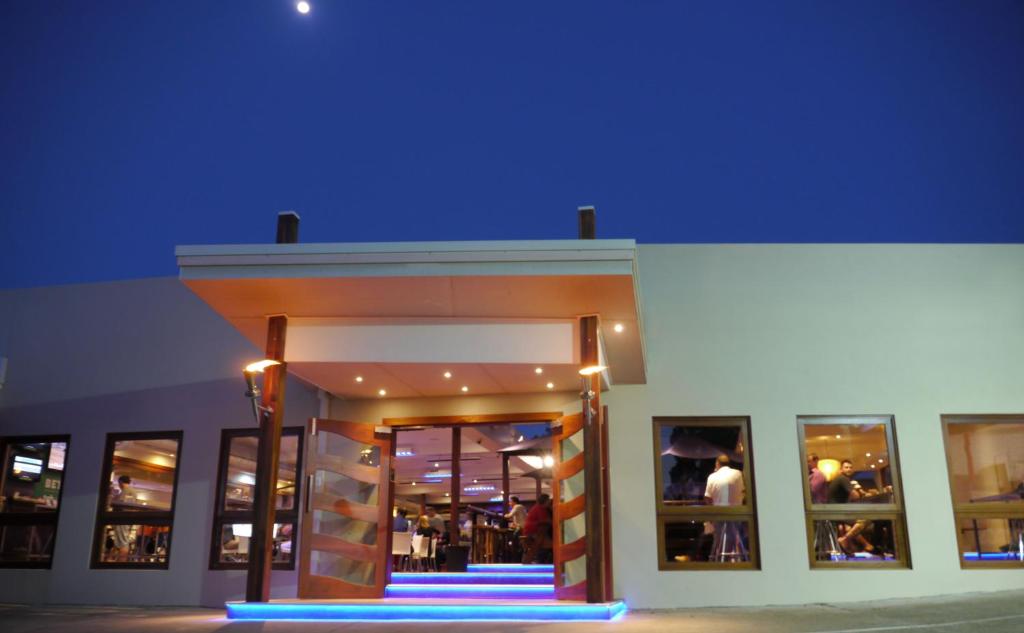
[226,600,628,621]
[391,572,553,585]
[385,583,555,599]
[467,564,554,573]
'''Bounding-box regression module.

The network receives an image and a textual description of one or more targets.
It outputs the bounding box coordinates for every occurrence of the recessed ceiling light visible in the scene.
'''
[378,388,387,397]
[445,492,450,497]
[835,434,841,439]
[434,462,440,468]
[411,481,416,486]
[473,479,478,483]
[546,382,554,389]
[355,376,363,383]
[461,385,469,393]
[870,464,876,469]
[534,367,543,375]
[443,371,452,379]
[865,452,871,457]
[613,323,624,333]
[878,458,884,463]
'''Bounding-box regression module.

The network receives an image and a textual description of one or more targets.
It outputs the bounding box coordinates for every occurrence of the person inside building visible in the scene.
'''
[521,493,552,564]
[827,459,874,554]
[107,475,135,561]
[505,496,527,532]
[703,454,747,561]
[807,453,829,504]
[393,508,410,532]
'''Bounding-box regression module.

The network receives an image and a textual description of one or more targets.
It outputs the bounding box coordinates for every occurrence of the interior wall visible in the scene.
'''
[604,244,1024,608]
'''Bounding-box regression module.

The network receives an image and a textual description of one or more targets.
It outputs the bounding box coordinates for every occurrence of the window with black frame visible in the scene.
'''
[941,415,1024,568]
[209,427,303,570]
[652,417,758,570]
[92,432,182,569]
[798,415,910,568]
[0,436,70,568]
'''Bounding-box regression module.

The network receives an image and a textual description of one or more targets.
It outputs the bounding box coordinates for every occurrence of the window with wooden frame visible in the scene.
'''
[0,435,70,568]
[798,415,910,568]
[209,427,303,570]
[91,431,183,569]
[941,415,1024,568]
[653,417,759,570]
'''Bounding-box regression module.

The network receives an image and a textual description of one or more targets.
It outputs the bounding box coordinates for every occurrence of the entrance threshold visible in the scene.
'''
[225,599,627,622]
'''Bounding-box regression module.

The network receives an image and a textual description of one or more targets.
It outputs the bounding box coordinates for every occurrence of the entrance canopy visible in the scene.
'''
[176,239,646,397]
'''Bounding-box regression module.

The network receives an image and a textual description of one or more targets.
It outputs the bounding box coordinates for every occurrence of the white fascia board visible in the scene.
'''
[285,320,575,364]
[176,239,636,279]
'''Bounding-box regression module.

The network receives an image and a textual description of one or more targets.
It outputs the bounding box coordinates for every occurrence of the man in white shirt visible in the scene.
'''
[703,455,748,562]
[505,496,528,530]
[704,455,745,506]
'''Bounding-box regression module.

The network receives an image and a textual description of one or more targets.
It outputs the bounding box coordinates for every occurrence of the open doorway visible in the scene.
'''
[390,421,554,573]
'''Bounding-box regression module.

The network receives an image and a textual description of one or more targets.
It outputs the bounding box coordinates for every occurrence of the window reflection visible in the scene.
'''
[217,522,294,564]
[804,423,894,505]
[97,524,171,564]
[946,422,1024,506]
[108,438,179,512]
[223,435,298,512]
[660,425,747,507]
[0,438,69,567]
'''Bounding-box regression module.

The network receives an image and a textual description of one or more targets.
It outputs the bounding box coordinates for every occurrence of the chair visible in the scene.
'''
[392,531,412,571]
[710,521,749,562]
[410,533,431,571]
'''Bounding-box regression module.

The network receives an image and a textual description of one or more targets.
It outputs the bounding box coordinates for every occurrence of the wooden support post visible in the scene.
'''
[535,475,542,501]
[245,212,297,603]
[449,427,461,539]
[600,405,614,601]
[501,453,511,514]
[580,315,606,603]
[245,315,288,602]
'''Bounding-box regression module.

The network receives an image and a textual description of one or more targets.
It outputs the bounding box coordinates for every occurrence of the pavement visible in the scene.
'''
[2,589,1023,633]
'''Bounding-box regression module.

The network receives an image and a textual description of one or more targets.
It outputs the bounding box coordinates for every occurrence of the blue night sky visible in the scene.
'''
[2,1,1023,288]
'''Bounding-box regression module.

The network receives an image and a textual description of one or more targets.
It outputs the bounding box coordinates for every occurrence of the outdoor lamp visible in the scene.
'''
[242,360,281,419]
[578,316,606,376]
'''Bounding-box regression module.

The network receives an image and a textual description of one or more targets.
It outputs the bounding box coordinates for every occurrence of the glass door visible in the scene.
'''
[298,418,394,598]
[552,413,587,601]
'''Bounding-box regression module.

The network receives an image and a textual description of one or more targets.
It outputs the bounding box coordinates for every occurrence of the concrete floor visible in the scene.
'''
[2,589,1023,633]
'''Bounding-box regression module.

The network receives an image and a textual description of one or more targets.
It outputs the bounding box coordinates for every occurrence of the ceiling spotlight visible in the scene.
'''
[613,323,625,333]
[473,479,478,483]
[835,434,841,439]
[443,371,452,379]
[296,1,311,14]
[543,455,554,468]
[865,452,871,457]
[411,481,416,486]
[461,385,469,393]
[355,376,364,383]
[445,492,450,497]
[434,462,440,468]
[878,458,884,463]
[378,388,387,397]
[534,367,543,375]
[546,382,554,389]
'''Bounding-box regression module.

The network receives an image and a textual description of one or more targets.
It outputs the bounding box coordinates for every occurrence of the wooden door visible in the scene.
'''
[298,418,393,599]
[552,412,588,601]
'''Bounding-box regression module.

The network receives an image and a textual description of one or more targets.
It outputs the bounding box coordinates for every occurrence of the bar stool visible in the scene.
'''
[710,521,749,562]
[813,520,843,561]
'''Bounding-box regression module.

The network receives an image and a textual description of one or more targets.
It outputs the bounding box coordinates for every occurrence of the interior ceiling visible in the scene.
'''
[392,425,552,503]
[183,274,645,392]
[804,423,891,474]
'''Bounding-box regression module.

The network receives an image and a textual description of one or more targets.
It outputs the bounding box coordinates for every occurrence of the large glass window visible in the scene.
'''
[0,436,70,568]
[92,432,182,568]
[941,415,1024,567]
[209,427,303,570]
[653,417,759,569]
[798,415,909,568]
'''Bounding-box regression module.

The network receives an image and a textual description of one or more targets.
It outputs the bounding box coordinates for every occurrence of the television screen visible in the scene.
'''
[47,442,66,471]
[11,454,44,482]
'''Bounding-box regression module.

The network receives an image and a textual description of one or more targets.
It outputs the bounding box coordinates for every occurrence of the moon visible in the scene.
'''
[296,1,311,14]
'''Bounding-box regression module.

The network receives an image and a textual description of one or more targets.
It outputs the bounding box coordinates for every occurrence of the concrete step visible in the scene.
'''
[391,571,553,585]
[227,598,627,621]
[385,583,555,600]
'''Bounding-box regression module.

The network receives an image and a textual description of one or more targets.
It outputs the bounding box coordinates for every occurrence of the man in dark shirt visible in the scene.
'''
[828,460,862,503]
[522,494,552,564]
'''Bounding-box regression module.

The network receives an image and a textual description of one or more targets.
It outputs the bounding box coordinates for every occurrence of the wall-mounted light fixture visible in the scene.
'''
[242,359,282,422]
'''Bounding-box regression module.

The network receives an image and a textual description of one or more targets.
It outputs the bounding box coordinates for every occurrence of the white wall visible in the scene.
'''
[604,244,1024,608]
[0,279,319,606]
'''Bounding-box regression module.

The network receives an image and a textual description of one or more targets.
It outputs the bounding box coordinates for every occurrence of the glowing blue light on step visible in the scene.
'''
[225,600,628,621]
[391,572,553,585]
[467,564,554,572]
[385,584,554,599]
